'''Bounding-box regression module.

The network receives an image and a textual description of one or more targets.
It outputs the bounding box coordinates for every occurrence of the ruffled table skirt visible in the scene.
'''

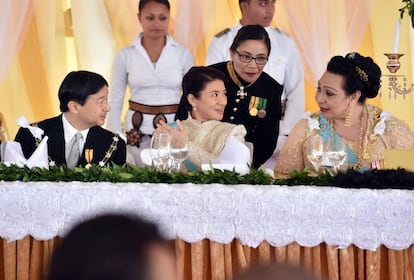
[1,181,414,279]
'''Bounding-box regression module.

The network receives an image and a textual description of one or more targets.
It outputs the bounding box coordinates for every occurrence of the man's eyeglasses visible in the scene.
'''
[234,50,268,65]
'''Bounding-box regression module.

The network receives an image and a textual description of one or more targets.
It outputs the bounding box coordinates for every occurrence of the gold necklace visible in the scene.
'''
[329,109,365,168]
[330,106,384,169]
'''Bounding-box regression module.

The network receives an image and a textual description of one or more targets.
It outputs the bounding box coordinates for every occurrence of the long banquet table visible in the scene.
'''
[0,181,413,280]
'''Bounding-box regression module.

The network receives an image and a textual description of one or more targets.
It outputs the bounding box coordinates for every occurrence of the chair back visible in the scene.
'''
[384,146,414,171]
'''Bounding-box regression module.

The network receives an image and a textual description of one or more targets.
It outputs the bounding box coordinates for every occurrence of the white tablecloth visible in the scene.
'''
[0,181,412,250]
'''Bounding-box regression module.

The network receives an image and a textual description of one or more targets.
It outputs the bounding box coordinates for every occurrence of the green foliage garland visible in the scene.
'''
[400,0,414,28]
[0,163,335,186]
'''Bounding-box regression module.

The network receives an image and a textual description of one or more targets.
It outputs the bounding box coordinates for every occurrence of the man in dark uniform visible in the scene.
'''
[15,70,126,168]
[209,25,283,168]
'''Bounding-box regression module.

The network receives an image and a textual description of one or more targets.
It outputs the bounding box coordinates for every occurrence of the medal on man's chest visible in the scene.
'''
[85,149,94,169]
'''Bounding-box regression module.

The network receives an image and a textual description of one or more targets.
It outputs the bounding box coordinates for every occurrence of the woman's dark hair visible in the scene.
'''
[139,0,170,12]
[58,70,108,112]
[47,214,166,280]
[326,52,382,103]
[175,66,228,120]
[230,25,271,56]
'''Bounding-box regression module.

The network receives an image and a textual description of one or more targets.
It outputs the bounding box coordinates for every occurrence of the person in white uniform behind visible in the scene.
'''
[107,0,194,166]
[205,0,305,169]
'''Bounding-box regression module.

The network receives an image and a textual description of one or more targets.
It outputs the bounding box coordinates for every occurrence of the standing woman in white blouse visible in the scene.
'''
[107,0,194,166]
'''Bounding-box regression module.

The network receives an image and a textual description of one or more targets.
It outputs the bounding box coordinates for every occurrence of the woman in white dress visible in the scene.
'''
[156,66,249,169]
[106,0,194,166]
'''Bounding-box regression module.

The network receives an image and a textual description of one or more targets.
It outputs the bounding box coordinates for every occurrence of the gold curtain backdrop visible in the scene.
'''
[0,0,413,139]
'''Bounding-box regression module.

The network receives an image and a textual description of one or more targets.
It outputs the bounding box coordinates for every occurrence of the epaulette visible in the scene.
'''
[273,27,289,36]
[214,28,231,38]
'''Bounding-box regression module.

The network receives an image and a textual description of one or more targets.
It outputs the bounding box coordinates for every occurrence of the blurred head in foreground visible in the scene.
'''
[47,213,176,280]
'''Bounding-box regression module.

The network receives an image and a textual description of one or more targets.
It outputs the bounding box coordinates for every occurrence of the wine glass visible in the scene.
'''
[169,133,188,172]
[307,135,325,172]
[325,138,347,173]
[150,133,171,171]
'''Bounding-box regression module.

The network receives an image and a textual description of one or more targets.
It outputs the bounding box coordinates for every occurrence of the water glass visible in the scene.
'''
[325,138,347,172]
[169,133,188,172]
[150,133,171,171]
[307,135,325,172]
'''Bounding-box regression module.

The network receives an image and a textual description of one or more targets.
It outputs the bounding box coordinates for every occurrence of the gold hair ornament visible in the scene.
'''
[355,66,368,82]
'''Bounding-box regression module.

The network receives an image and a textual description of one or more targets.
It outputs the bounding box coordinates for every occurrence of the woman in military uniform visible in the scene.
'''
[209,25,283,168]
